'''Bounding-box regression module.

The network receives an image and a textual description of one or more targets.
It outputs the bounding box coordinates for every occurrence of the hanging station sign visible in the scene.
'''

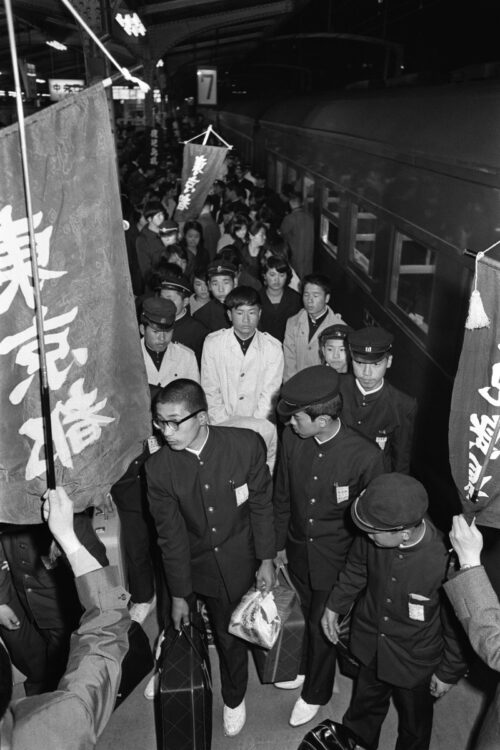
[197,67,217,106]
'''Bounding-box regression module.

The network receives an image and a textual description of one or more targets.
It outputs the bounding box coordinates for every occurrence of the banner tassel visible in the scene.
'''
[466,250,492,330]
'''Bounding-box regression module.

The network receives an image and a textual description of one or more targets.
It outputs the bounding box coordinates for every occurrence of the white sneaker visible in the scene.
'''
[143,673,157,700]
[274,674,305,690]
[130,594,156,624]
[223,699,246,736]
[289,696,320,727]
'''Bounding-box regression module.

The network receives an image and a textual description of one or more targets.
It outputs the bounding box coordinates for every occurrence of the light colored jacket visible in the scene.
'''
[141,339,200,386]
[201,328,284,424]
[283,308,345,381]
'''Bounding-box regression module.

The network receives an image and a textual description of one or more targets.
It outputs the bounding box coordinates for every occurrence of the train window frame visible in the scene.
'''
[347,202,378,282]
[303,174,315,212]
[275,159,284,193]
[320,184,342,260]
[388,230,437,338]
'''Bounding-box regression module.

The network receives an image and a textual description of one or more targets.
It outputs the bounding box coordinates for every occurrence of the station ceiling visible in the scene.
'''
[1,0,500,101]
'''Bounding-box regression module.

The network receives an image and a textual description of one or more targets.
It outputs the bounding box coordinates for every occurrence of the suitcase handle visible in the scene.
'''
[159,623,212,690]
[274,562,298,595]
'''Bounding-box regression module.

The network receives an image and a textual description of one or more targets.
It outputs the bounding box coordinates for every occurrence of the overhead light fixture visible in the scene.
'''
[156,59,164,68]
[36,78,46,83]
[115,12,146,37]
[46,40,67,51]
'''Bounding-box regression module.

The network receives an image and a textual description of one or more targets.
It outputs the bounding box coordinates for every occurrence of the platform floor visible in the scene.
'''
[95,609,492,750]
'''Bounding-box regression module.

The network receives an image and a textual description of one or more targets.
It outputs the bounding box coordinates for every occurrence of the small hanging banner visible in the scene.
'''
[0,84,151,524]
[174,142,228,224]
[449,253,500,520]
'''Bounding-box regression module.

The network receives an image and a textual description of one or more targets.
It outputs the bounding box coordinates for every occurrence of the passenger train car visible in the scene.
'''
[212,82,500,524]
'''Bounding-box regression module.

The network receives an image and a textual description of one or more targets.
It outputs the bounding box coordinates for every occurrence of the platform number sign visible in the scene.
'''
[197,68,217,106]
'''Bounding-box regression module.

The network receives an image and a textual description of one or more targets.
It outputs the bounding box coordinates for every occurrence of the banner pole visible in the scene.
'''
[4,0,57,488]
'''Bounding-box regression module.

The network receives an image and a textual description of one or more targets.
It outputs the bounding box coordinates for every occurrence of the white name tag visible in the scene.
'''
[235,483,249,506]
[408,593,430,621]
[335,485,349,503]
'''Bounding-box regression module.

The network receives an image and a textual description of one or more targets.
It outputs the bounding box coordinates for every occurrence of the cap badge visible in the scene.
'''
[365,346,372,352]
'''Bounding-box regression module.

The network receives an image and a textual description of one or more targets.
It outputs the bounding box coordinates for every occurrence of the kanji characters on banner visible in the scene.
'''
[0,84,151,524]
[449,253,500,523]
[174,142,228,223]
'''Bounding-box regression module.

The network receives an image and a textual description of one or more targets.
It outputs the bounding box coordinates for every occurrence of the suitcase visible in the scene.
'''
[298,719,367,750]
[253,565,305,683]
[157,616,212,750]
[92,494,127,588]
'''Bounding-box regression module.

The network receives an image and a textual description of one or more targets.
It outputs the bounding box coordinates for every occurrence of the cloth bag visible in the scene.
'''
[228,588,281,648]
[298,719,367,750]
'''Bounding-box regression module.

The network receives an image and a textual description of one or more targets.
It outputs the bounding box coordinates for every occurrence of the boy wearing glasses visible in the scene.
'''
[146,379,276,738]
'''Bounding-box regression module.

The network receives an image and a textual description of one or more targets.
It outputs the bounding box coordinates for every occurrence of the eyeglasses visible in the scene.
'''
[153,408,204,432]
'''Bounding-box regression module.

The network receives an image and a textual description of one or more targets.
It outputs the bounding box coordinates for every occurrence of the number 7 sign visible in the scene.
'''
[197,67,217,106]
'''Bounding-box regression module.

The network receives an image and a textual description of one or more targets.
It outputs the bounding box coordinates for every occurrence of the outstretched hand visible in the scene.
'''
[449,515,483,567]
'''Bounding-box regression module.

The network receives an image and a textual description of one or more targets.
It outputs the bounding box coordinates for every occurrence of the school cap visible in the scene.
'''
[348,326,394,362]
[351,474,428,533]
[319,324,354,346]
[207,260,237,278]
[159,219,179,234]
[159,272,191,295]
[141,297,176,329]
[277,366,340,418]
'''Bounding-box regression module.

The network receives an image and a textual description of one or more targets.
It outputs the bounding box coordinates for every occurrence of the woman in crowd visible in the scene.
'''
[180,220,210,278]
[258,255,302,342]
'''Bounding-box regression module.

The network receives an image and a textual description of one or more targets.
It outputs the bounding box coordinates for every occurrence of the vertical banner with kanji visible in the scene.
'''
[0,84,151,524]
[174,142,228,223]
[449,254,500,520]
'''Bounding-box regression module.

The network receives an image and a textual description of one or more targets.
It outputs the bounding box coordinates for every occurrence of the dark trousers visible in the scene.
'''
[289,568,337,705]
[112,454,155,603]
[344,662,434,750]
[200,588,248,709]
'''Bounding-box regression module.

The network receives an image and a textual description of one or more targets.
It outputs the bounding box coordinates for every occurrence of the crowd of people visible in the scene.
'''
[0,124,499,750]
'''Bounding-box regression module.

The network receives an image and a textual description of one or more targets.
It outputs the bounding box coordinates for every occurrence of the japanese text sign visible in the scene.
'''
[174,142,228,224]
[0,84,151,523]
[449,254,500,521]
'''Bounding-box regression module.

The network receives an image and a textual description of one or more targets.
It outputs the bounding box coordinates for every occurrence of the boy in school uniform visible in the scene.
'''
[339,326,417,473]
[322,473,467,750]
[193,260,236,333]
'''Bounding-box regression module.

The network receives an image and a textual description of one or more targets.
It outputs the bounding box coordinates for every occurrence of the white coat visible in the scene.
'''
[283,307,345,381]
[201,328,284,424]
[141,339,200,386]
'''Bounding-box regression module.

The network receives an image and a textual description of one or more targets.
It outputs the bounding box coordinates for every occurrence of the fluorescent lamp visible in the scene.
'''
[36,78,46,83]
[115,12,146,37]
[46,40,67,51]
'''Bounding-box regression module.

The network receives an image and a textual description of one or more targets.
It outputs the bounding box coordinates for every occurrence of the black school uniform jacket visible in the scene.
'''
[328,522,467,688]
[146,426,275,601]
[273,423,385,590]
[339,374,417,474]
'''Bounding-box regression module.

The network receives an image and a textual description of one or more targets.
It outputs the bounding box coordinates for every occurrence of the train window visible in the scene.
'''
[276,160,284,193]
[350,205,377,278]
[321,186,341,258]
[267,155,275,190]
[303,175,315,211]
[320,216,339,257]
[287,165,297,185]
[390,232,436,335]
[323,186,340,213]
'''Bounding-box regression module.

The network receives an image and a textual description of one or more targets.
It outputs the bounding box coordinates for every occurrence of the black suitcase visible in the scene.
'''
[156,617,212,750]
